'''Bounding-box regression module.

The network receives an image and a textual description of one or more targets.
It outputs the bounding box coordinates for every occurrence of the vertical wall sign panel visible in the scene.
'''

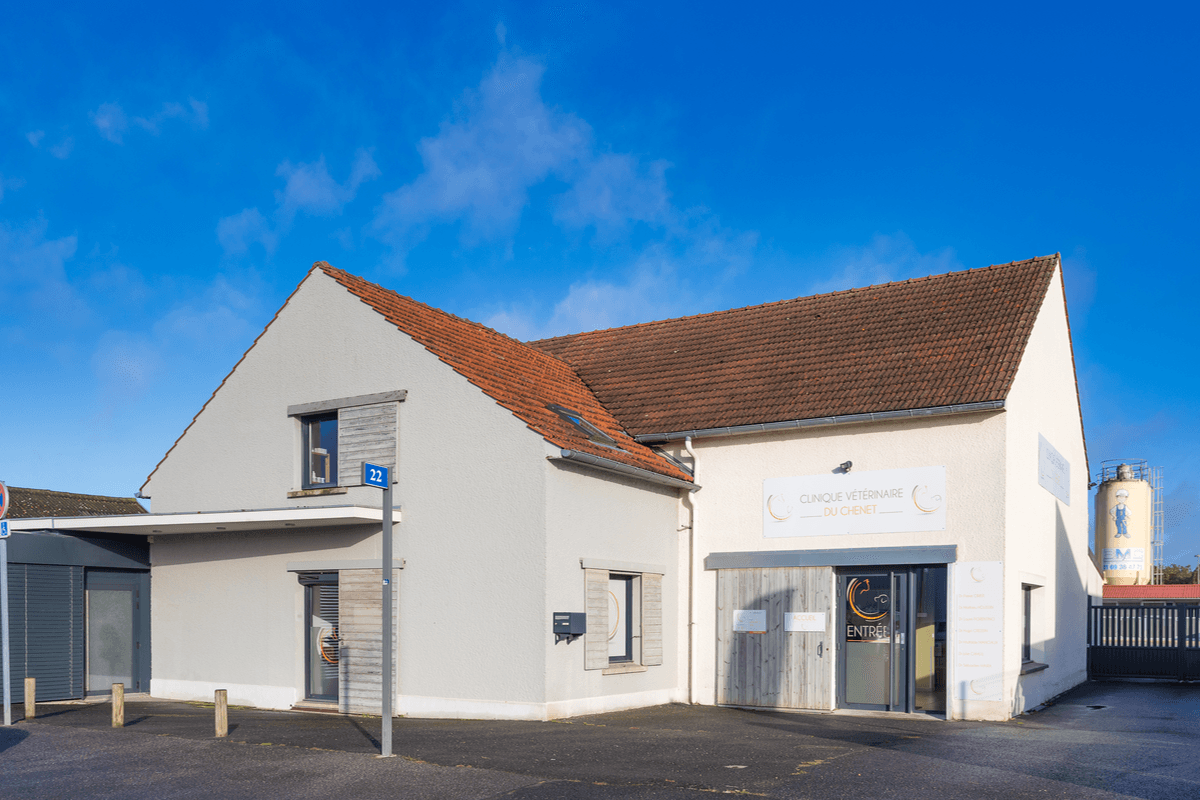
[716,567,833,710]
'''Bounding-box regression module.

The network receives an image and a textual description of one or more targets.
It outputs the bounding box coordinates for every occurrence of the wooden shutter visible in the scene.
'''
[584,568,609,670]
[338,401,398,485]
[641,573,663,666]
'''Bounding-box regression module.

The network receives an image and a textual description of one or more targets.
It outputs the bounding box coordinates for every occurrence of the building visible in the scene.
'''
[1101,584,1200,606]
[2,487,150,703]
[7,253,1101,721]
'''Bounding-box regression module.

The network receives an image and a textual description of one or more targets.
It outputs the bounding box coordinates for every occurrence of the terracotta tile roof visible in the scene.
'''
[1104,584,1200,599]
[7,486,147,519]
[317,263,692,484]
[531,256,1061,438]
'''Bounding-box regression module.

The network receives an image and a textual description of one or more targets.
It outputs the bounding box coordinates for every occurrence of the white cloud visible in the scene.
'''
[50,137,74,159]
[805,233,961,296]
[275,150,380,224]
[373,54,590,253]
[216,208,277,256]
[218,149,379,257]
[91,102,128,143]
[554,154,674,235]
[0,218,81,313]
[26,130,44,147]
[134,98,209,134]
[487,218,759,339]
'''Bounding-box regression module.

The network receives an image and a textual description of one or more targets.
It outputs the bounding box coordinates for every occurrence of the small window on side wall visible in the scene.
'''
[302,413,339,488]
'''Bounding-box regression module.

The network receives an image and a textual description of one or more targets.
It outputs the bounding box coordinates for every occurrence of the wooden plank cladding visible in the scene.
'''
[716,566,833,711]
[338,401,398,485]
[338,568,399,714]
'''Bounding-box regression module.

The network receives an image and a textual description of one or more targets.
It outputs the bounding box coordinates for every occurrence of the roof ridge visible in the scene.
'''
[531,254,1060,344]
[11,486,139,502]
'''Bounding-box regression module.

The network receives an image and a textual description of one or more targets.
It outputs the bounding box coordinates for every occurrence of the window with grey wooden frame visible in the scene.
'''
[583,568,663,672]
[1022,585,1033,664]
[301,413,339,489]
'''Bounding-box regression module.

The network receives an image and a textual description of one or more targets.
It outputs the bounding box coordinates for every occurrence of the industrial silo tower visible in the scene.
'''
[1093,460,1164,585]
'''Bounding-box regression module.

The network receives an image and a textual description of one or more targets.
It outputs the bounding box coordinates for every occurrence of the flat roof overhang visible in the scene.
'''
[5,505,389,536]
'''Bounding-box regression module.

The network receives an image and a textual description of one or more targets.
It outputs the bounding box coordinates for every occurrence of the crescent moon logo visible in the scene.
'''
[912,484,943,513]
[766,494,793,521]
[847,578,888,621]
[970,567,986,582]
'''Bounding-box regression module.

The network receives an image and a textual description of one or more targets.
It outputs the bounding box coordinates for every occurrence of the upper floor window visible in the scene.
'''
[302,413,339,488]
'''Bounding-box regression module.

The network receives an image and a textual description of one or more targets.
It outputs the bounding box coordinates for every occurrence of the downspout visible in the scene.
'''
[683,436,699,705]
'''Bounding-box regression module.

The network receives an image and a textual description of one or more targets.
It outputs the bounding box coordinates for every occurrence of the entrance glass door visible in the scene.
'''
[838,567,946,713]
[301,573,339,702]
[840,571,906,710]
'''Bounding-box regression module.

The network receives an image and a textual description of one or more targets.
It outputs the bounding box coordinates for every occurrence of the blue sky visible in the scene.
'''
[2,3,1197,564]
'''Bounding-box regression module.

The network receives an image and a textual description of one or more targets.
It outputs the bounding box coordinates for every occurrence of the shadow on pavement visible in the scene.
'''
[0,727,30,754]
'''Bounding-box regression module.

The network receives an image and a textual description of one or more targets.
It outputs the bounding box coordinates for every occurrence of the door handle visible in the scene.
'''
[817,641,824,658]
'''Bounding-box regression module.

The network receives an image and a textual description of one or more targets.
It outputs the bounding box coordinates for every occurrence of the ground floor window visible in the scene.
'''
[583,567,663,672]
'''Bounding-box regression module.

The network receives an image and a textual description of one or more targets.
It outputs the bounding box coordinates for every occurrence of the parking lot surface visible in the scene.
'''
[3,681,1198,799]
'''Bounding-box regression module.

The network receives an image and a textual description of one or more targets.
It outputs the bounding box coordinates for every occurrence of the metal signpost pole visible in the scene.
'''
[2,480,12,727]
[381,476,393,758]
[363,463,394,758]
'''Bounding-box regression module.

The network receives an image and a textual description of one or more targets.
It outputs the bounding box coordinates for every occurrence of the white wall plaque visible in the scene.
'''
[763,466,946,538]
[952,561,1004,702]
[1103,548,1145,571]
[1037,434,1070,505]
[733,609,767,633]
[784,611,825,632]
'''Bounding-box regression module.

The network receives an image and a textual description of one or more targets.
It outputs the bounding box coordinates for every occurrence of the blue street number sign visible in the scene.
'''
[363,463,389,489]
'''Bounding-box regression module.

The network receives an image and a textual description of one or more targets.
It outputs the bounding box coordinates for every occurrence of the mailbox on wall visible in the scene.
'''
[553,612,586,642]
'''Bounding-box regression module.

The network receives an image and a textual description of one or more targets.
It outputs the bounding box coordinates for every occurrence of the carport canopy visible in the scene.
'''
[5,505,390,536]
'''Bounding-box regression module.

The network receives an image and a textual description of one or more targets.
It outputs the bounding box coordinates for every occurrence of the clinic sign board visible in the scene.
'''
[1037,434,1070,505]
[763,466,946,538]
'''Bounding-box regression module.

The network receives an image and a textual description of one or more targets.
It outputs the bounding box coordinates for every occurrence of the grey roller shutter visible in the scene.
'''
[584,568,609,670]
[5,564,28,703]
[21,564,85,701]
[641,573,663,666]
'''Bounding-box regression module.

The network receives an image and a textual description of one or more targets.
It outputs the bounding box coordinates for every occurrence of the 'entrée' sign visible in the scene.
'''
[763,466,946,537]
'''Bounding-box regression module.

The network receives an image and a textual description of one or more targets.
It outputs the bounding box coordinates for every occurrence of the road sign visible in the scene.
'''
[0,521,8,539]
[0,481,8,520]
[363,463,389,489]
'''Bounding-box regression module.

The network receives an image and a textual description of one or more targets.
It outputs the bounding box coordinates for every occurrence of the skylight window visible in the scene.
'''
[547,404,620,449]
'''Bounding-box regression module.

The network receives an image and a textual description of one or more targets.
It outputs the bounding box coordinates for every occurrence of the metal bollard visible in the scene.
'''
[24,677,35,720]
[215,689,228,737]
[111,683,124,728]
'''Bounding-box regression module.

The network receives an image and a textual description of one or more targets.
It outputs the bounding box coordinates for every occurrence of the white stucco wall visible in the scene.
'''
[149,526,380,709]
[680,411,1009,710]
[1001,264,1100,717]
[147,270,552,715]
[541,456,683,717]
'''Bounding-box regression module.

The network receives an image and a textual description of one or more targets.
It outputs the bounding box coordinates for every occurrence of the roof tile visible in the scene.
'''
[317,263,692,483]
[531,256,1060,437]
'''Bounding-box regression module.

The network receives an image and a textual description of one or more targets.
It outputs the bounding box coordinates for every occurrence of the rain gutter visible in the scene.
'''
[633,401,1006,444]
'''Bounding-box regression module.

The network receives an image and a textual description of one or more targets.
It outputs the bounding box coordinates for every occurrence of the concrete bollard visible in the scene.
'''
[215,689,228,738]
[111,683,124,728]
[24,677,35,720]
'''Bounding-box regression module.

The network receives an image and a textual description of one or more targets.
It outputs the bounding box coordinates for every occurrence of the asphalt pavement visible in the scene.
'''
[3,681,1199,799]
